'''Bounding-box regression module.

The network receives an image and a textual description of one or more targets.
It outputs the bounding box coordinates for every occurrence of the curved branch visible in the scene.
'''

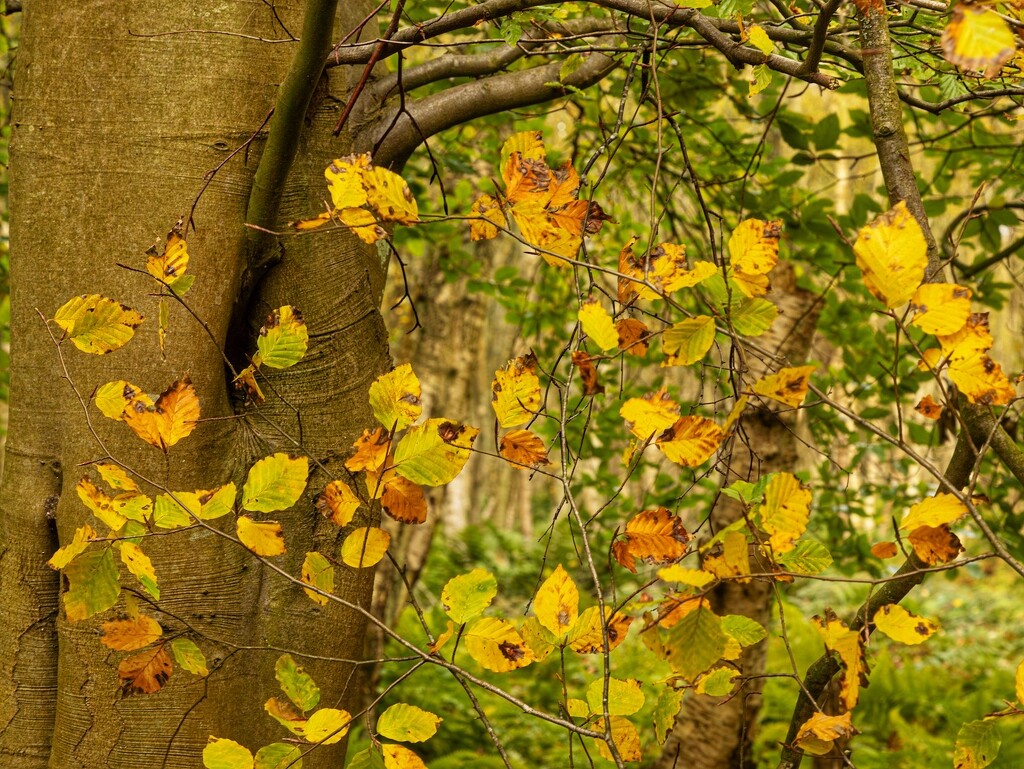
[371,53,619,167]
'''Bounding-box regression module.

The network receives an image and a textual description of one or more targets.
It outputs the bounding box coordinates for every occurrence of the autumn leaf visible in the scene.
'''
[381,476,428,524]
[612,507,691,573]
[571,351,605,396]
[620,388,680,440]
[120,377,201,451]
[469,194,506,240]
[752,364,816,408]
[662,598,728,681]
[376,703,442,743]
[729,218,781,296]
[369,363,422,430]
[254,306,308,370]
[491,353,542,428]
[942,5,1016,78]
[119,645,173,695]
[873,604,938,645]
[954,719,1002,769]
[119,541,159,599]
[146,225,190,287]
[566,607,633,654]
[533,564,578,638]
[618,238,715,300]
[853,201,927,308]
[908,523,963,564]
[594,716,643,762]
[242,454,308,513]
[382,744,429,769]
[48,524,97,570]
[101,614,163,651]
[909,283,971,335]
[696,666,740,696]
[662,316,716,366]
[758,472,812,554]
[813,611,865,709]
[301,552,334,606]
[237,516,286,557]
[794,712,854,757]
[276,653,321,712]
[316,480,361,527]
[586,677,644,717]
[579,297,620,351]
[900,492,966,531]
[702,529,751,582]
[171,638,209,677]
[616,318,650,356]
[915,394,943,419]
[441,569,497,624]
[254,744,301,769]
[655,416,724,467]
[53,294,144,354]
[498,428,550,470]
[464,616,536,672]
[63,548,121,622]
[393,418,478,486]
[364,165,420,225]
[340,526,390,568]
[203,737,253,769]
[870,541,899,559]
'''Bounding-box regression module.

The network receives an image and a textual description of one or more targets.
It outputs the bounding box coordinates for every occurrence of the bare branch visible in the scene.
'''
[798,0,843,76]
[371,52,618,167]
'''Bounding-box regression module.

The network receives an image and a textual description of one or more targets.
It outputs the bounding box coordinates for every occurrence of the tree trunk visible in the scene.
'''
[657,263,822,769]
[0,3,387,767]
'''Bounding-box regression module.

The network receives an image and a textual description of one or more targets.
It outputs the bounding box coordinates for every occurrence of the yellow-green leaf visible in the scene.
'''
[442,568,497,624]
[95,463,139,492]
[53,294,145,354]
[953,719,1001,769]
[301,552,334,606]
[758,472,811,554]
[276,653,321,712]
[63,548,121,622]
[491,354,542,428]
[872,604,938,645]
[586,677,645,716]
[533,564,578,638]
[394,418,478,486]
[242,454,308,513]
[236,516,286,557]
[203,737,254,769]
[579,298,620,351]
[303,708,351,745]
[254,743,303,769]
[653,687,684,744]
[729,297,778,337]
[369,363,422,430]
[95,381,133,420]
[119,541,159,599]
[340,526,390,568]
[171,638,209,676]
[255,306,308,369]
[376,703,442,743]
[663,600,728,682]
[696,666,739,696]
[747,24,774,55]
[662,316,715,366]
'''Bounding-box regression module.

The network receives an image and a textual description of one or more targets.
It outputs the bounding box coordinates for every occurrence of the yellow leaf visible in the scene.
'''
[94,380,134,421]
[752,364,816,408]
[381,476,429,524]
[813,612,865,709]
[118,645,173,695]
[203,737,254,769]
[747,24,774,55]
[393,418,478,486]
[657,565,716,587]
[947,349,1015,406]
[519,616,557,661]
[382,744,429,769]
[53,294,144,354]
[377,703,441,743]
[853,201,928,308]
[1016,659,1024,706]
[364,165,419,225]
[702,529,751,582]
[316,479,362,527]
[578,298,620,351]
[900,492,966,531]
[620,388,680,440]
[498,428,550,470]
[325,154,371,210]
[794,712,854,757]
[695,666,740,696]
[873,604,938,645]
[101,613,163,651]
[242,453,308,513]
[594,716,642,762]
[303,708,352,745]
[193,484,237,521]
[942,5,1016,78]
[469,194,506,241]
[77,478,128,531]
[656,416,724,467]
[237,515,287,557]
[146,226,189,285]
[48,524,97,570]
[429,619,456,654]
[662,316,716,366]
[724,395,748,431]
[586,678,644,717]
[533,564,579,638]
[370,363,422,431]
[936,312,993,357]
[232,364,265,405]
[119,541,159,599]
[491,353,542,428]
[339,206,386,243]
[340,526,390,568]
[619,240,716,300]
[500,130,546,174]
[910,283,971,335]
[729,218,781,277]
[301,552,334,606]
[612,507,692,573]
[759,472,812,554]
[122,377,201,451]
[464,617,536,672]
[254,306,308,370]
[567,607,633,654]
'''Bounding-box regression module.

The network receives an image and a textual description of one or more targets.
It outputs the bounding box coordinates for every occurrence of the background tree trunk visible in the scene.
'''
[0,3,388,767]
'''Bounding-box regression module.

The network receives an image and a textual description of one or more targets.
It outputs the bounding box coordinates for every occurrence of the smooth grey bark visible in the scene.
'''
[0,2,387,767]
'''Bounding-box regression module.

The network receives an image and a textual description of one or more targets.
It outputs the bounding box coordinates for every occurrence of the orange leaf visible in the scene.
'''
[101,614,163,651]
[908,524,963,565]
[914,394,943,420]
[870,541,899,559]
[613,508,692,573]
[571,351,605,396]
[655,416,724,468]
[381,476,428,524]
[616,318,650,356]
[118,645,173,695]
[345,427,392,473]
[499,429,550,470]
[316,480,361,527]
[752,365,816,408]
[122,376,200,451]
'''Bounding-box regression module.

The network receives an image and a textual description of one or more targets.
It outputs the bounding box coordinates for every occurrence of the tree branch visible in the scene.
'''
[371,52,618,167]
[798,0,843,76]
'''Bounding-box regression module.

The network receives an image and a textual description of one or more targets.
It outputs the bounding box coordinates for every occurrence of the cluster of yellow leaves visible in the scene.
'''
[617,236,717,304]
[469,131,610,266]
[233,305,310,404]
[619,388,726,469]
[95,376,200,451]
[854,202,1016,406]
[491,353,550,470]
[297,153,419,242]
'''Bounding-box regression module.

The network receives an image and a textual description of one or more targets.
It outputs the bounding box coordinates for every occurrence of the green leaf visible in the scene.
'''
[153,493,194,529]
[653,687,683,744]
[749,64,772,96]
[303,708,351,745]
[729,297,778,336]
[585,677,645,716]
[776,539,833,574]
[813,113,841,150]
[243,454,309,512]
[63,548,121,622]
[664,604,728,681]
[369,363,422,430]
[119,542,159,599]
[254,305,308,369]
[275,653,321,713]
[345,749,386,769]
[53,294,144,354]
[203,737,254,769]
[697,666,739,696]
[721,615,768,646]
[376,703,442,743]
[168,273,196,296]
[254,743,302,769]
[954,719,1000,769]
[441,569,497,624]
[394,418,478,486]
[171,638,209,676]
[662,316,716,366]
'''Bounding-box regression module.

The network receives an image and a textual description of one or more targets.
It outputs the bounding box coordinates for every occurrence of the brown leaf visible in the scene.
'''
[571,351,605,396]
[118,645,173,695]
[381,476,428,524]
[908,524,963,565]
[616,318,650,357]
[612,508,692,573]
[499,429,550,470]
